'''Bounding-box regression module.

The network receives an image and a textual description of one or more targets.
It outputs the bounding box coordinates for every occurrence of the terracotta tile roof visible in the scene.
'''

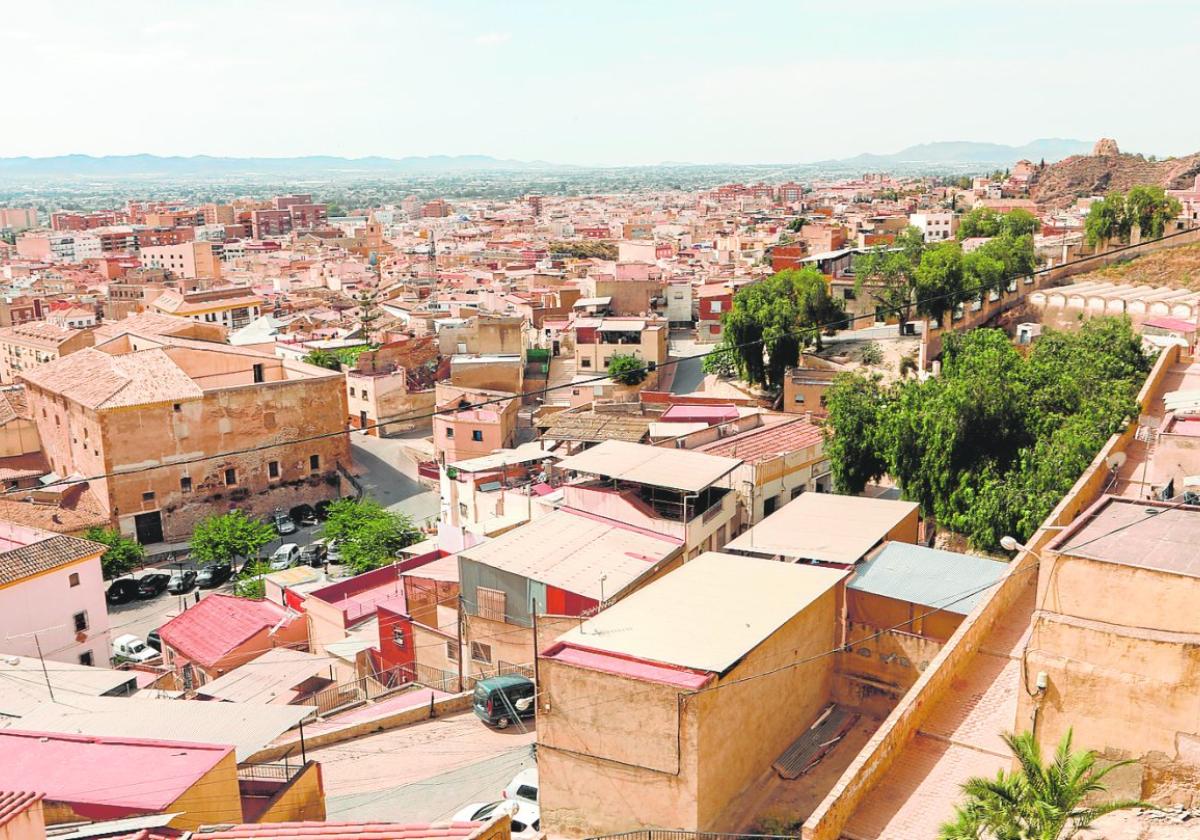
[195,820,487,839]
[92,311,211,342]
[541,410,654,443]
[158,594,296,669]
[0,533,102,586]
[18,347,203,409]
[696,417,825,463]
[0,488,109,534]
[0,790,42,828]
[0,320,77,350]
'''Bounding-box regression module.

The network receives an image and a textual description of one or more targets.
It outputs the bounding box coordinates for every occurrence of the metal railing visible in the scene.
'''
[237,761,305,784]
[308,665,411,716]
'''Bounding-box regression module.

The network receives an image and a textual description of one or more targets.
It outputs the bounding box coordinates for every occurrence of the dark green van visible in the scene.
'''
[473,674,536,729]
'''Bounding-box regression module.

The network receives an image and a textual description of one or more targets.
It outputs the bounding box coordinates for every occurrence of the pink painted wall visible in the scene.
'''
[0,555,110,665]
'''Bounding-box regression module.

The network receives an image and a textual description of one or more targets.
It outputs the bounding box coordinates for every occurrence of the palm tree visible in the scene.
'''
[303,349,341,371]
[939,729,1148,840]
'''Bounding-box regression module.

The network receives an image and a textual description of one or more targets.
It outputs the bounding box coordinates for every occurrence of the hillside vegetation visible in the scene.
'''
[1071,242,1200,291]
[1030,150,1200,209]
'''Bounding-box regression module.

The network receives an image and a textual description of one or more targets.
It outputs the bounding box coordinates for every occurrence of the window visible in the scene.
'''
[173,403,181,412]
[73,611,88,633]
[68,572,80,587]
[309,454,320,471]
[392,626,406,647]
[252,363,264,383]
[792,485,806,500]
[477,587,506,622]
[793,392,805,404]
[471,641,493,664]
[78,651,94,667]
[445,427,454,438]
[446,641,459,662]
[711,300,723,313]
[142,491,155,503]
[580,358,591,368]
[180,476,192,492]
[268,461,280,479]
[843,288,856,301]
[471,430,483,442]
[763,496,778,517]
[224,467,237,485]
[349,387,356,397]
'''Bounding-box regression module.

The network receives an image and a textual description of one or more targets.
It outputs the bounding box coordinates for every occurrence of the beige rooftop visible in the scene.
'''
[726,492,919,565]
[559,552,845,674]
[555,439,741,493]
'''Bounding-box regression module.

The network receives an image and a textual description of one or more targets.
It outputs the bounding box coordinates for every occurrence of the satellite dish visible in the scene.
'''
[1106,451,1127,472]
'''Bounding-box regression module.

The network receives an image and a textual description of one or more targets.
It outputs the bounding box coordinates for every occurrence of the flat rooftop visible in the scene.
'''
[1049,496,1200,577]
[555,439,741,493]
[459,508,681,601]
[556,552,846,674]
[726,493,918,565]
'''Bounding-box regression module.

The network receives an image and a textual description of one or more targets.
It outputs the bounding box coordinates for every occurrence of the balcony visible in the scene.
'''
[563,482,733,541]
[237,760,323,823]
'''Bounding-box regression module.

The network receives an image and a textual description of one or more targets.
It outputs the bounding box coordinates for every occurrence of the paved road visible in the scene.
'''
[351,434,440,527]
[669,337,706,394]
[319,710,536,822]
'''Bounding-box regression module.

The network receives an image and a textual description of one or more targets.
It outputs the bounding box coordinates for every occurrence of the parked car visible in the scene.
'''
[136,572,171,598]
[146,629,162,652]
[503,767,538,804]
[273,512,297,535]
[196,563,232,588]
[112,634,159,664]
[268,543,301,571]
[300,541,327,567]
[325,539,343,564]
[105,578,141,605]
[167,569,197,594]
[452,801,539,839]
[290,504,319,526]
[473,674,536,730]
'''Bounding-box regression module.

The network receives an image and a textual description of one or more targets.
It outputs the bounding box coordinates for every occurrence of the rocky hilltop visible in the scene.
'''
[1029,138,1200,208]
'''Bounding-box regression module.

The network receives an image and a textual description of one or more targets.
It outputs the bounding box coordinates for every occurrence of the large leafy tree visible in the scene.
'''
[84,526,145,580]
[320,497,422,573]
[608,354,647,386]
[822,318,1148,549]
[940,729,1146,839]
[853,225,926,334]
[190,510,275,567]
[303,349,342,370]
[1085,186,1181,247]
[914,242,968,319]
[718,267,845,388]
[957,207,1039,240]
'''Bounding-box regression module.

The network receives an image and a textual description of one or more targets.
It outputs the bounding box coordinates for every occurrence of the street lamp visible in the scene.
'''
[999,535,1024,552]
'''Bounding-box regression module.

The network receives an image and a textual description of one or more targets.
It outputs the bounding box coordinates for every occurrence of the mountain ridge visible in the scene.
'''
[0,139,1097,178]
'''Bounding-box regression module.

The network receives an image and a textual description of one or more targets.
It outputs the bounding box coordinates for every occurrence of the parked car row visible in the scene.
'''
[105,561,235,605]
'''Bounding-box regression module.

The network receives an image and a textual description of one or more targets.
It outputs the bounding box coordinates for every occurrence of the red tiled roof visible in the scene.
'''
[0,790,42,828]
[197,820,486,839]
[696,417,825,464]
[158,594,294,669]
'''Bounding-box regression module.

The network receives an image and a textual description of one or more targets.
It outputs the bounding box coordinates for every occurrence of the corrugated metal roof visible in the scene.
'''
[195,648,330,704]
[558,552,846,674]
[5,695,313,761]
[555,439,741,493]
[0,654,137,717]
[848,542,1007,615]
[726,493,918,565]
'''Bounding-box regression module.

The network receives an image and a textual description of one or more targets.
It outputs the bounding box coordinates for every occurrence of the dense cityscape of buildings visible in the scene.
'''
[1,136,1200,840]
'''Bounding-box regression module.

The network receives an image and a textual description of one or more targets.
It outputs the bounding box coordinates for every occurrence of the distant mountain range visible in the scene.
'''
[816,138,1095,168]
[0,139,1095,179]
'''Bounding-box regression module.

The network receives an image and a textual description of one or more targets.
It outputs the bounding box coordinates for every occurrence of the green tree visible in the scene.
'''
[957,207,1039,241]
[1084,193,1126,248]
[914,242,968,319]
[1124,184,1181,241]
[83,526,145,580]
[823,319,1147,549]
[235,559,271,599]
[786,217,807,232]
[701,344,737,378]
[853,226,925,335]
[320,497,421,573]
[940,729,1146,840]
[608,354,647,386]
[823,372,888,494]
[303,349,342,370]
[190,510,275,568]
[721,267,845,388]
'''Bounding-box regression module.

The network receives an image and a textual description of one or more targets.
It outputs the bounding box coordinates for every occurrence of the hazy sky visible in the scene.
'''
[4,0,1197,165]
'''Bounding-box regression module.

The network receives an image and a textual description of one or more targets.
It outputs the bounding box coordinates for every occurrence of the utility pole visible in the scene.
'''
[455,594,465,693]
[33,633,54,702]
